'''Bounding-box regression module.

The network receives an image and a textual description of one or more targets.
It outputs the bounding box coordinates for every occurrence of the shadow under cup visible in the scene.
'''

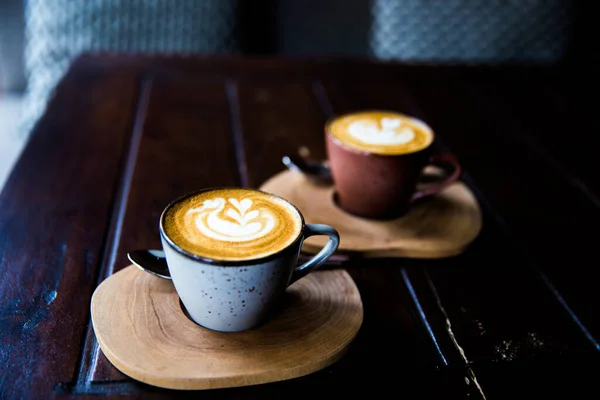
[325,119,462,220]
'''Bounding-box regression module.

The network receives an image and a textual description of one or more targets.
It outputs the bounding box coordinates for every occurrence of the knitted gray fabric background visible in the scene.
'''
[21,0,571,135]
[275,0,571,62]
[22,0,239,135]
[370,0,571,62]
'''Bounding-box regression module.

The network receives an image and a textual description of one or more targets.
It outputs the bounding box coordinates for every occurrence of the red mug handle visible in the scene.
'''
[411,153,462,202]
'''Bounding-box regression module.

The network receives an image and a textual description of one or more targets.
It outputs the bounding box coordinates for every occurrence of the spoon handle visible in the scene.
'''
[127,250,171,280]
[282,155,333,185]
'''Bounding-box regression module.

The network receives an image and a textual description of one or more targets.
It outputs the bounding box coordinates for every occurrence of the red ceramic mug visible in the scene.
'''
[325,110,461,219]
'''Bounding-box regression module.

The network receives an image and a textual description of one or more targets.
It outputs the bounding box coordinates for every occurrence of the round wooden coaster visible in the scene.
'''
[91,265,363,390]
[259,168,482,259]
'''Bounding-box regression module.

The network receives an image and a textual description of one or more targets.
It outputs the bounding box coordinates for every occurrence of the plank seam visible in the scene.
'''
[408,82,600,352]
[226,79,249,187]
[401,268,449,366]
[71,74,154,393]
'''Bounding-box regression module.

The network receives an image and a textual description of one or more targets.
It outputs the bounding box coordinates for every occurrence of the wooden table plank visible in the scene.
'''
[342,264,449,369]
[85,73,240,384]
[234,77,451,370]
[0,68,139,400]
[73,53,560,84]
[319,78,597,370]
[491,75,600,202]
[61,365,485,398]
[404,78,600,343]
[472,352,600,399]
[409,225,593,362]
[234,79,327,187]
[2,54,596,399]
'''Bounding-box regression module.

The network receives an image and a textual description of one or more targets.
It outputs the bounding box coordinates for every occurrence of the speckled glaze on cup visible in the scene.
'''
[159,189,340,333]
[325,111,462,219]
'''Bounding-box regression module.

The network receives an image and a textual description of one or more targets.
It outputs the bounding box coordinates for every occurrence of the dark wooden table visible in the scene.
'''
[1,53,599,399]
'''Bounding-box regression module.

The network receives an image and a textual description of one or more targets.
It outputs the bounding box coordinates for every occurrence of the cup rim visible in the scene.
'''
[324,109,435,157]
[159,186,306,266]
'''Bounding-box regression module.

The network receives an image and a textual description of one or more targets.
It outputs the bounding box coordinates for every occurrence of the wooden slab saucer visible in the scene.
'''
[259,168,482,259]
[91,265,363,390]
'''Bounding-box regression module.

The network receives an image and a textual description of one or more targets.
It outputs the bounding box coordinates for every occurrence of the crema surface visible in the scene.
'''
[163,188,303,261]
[328,111,433,155]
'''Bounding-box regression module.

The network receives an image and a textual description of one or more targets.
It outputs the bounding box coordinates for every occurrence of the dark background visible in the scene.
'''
[0,0,598,141]
[1,0,598,91]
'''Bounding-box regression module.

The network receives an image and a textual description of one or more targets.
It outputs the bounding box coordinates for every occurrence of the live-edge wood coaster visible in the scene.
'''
[259,168,482,259]
[91,265,363,390]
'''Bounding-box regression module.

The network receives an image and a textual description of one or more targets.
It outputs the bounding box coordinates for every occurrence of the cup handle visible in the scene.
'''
[289,224,340,285]
[411,153,462,202]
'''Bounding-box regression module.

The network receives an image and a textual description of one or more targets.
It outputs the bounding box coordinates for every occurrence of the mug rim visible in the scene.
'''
[324,109,435,157]
[159,186,306,266]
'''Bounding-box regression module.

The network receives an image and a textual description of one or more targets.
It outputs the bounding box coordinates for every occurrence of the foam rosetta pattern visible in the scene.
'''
[163,188,302,261]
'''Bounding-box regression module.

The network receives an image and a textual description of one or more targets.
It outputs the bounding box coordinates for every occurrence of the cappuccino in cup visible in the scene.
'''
[326,110,461,219]
[162,188,303,261]
[160,187,339,332]
[328,111,434,156]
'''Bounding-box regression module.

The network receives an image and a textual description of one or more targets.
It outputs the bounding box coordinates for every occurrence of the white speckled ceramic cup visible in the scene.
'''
[159,188,340,332]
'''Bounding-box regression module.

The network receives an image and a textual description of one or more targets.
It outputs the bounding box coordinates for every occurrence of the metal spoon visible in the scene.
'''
[127,249,171,280]
[282,154,333,185]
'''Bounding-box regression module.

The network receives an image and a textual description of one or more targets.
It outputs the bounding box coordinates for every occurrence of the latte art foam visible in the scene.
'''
[162,188,303,261]
[328,111,433,155]
[188,198,276,242]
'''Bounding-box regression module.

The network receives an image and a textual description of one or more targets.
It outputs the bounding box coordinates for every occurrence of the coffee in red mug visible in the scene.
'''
[325,110,461,219]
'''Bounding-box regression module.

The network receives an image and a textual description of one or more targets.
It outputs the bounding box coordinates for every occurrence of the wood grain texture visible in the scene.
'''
[319,77,600,394]
[260,169,481,258]
[91,266,363,390]
[404,78,600,343]
[473,77,600,201]
[222,76,458,376]
[89,74,241,383]
[2,53,598,399]
[0,67,139,400]
[234,79,327,187]
[88,70,457,390]
[403,222,596,366]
